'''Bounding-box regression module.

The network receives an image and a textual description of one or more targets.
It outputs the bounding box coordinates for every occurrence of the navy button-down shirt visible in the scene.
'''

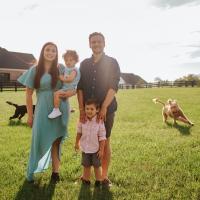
[77,53,121,114]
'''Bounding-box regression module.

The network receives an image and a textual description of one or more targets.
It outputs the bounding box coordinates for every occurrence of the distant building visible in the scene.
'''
[0,47,36,81]
[119,73,146,88]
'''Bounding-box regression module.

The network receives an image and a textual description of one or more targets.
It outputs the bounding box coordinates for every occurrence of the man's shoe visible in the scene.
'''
[102,178,112,187]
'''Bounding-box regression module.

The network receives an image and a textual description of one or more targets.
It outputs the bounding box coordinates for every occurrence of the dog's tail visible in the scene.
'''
[6,101,18,108]
[152,98,165,106]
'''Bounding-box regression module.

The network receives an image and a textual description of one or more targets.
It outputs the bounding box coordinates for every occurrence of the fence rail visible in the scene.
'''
[119,80,198,89]
[0,81,25,92]
[0,80,199,92]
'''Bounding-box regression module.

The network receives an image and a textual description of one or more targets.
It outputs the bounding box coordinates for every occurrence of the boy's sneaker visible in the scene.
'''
[81,177,91,186]
[48,109,62,119]
[95,180,101,187]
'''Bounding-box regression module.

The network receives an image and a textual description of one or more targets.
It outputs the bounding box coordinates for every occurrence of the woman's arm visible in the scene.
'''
[26,87,34,127]
[59,89,76,98]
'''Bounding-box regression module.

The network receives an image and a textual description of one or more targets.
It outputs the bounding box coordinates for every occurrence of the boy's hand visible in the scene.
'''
[74,143,80,152]
[59,75,65,81]
[97,149,104,159]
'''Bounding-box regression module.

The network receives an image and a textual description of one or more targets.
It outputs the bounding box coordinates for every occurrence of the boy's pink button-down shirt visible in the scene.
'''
[77,116,106,153]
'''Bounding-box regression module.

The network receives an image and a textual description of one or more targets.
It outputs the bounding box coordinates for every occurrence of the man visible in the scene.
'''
[77,32,120,186]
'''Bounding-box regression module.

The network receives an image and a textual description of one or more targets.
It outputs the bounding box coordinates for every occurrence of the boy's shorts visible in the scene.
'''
[81,152,101,167]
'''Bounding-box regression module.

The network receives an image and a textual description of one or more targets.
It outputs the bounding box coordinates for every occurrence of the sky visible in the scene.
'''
[0,0,200,82]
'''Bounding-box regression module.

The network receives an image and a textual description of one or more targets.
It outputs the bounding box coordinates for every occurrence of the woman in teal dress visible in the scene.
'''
[18,42,75,182]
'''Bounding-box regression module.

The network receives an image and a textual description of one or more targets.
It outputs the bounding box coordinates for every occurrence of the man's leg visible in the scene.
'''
[101,138,111,180]
[102,113,115,184]
[83,167,91,181]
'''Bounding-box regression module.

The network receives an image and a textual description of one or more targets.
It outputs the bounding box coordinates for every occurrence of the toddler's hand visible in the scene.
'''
[59,75,65,81]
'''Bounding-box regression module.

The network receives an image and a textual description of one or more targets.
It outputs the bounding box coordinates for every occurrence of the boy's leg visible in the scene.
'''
[48,90,65,118]
[83,167,91,181]
[54,90,68,108]
[81,152,92,184]
[94,167,101,181]
[54,90,62,108]
[94,167,102,187]
[92,153,102,187]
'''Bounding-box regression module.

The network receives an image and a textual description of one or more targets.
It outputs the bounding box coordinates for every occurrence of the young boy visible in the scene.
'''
[75,99,106,186]
[48,50,80,119]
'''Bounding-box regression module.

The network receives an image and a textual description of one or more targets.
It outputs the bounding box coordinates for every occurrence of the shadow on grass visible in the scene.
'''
[78,184,113,200]
[8,120,28,127]
[14,179,56,200]
[166,121,191,135]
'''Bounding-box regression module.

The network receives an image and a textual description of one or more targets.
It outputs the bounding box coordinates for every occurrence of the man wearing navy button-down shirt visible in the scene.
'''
[77,32,120,186]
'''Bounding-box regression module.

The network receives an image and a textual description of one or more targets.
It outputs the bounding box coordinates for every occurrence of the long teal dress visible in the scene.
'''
[18,65,69,181]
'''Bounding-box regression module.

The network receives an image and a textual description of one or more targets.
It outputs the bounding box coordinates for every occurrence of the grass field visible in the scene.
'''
[0,88,200,200]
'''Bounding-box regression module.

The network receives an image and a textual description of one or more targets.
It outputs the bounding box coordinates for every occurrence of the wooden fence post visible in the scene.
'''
[15,82,17,92]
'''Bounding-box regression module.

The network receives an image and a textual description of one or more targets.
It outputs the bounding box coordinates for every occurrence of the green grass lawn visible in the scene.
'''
[0,88,200,200]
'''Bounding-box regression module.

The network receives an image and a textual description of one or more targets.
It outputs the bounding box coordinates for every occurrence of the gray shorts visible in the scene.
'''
[105,112,115,138]
[81,152,101,167]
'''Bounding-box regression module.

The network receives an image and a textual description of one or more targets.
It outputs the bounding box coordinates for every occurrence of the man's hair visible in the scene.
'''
[85,98,100,109]
[89,32,105,42]
[62,50,79,63]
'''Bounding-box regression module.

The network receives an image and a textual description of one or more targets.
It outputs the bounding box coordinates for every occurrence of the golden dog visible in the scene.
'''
[153,98,194,126]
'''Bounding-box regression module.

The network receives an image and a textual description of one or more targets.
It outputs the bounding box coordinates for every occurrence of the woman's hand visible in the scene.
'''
[59,90,76,98]
[27,116,33,127]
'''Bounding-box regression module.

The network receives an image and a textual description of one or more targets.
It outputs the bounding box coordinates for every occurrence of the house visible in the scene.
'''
[0,47,36,81]
[119,73,146,88]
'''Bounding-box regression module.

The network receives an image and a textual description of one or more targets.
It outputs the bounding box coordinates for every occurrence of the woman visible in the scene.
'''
[18,42,75,182]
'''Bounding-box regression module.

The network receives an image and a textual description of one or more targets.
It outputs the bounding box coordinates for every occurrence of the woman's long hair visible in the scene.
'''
[34,42,59,89]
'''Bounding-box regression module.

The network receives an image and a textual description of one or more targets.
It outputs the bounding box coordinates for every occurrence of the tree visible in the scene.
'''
[154,77,162,82]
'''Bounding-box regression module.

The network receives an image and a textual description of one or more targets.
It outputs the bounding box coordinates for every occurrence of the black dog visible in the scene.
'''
[6,101,35,120]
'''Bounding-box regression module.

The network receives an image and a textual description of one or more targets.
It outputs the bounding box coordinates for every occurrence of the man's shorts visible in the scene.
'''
[105,112,115,138]
[81,152,101,167]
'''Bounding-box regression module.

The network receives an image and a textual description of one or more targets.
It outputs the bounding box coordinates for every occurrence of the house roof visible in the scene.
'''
[0,47,36,70]
[120,73,147,85]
